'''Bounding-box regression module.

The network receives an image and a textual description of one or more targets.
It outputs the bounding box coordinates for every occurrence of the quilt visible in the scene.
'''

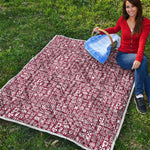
[0,35,135,150]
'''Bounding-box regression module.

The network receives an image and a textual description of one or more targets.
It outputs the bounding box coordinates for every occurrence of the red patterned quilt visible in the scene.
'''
[0,35,134,150]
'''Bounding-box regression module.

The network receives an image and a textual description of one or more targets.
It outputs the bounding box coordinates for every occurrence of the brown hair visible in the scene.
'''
[123,0,143,34]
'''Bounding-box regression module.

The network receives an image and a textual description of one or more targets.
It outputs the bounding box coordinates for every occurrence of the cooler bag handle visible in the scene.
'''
[91,28,113,45]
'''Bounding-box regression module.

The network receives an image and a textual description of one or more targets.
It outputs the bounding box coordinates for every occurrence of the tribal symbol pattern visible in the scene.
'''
[0,35,134,150]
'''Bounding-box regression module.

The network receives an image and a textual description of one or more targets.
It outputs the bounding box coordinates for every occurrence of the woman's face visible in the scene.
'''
[126,1,138,18]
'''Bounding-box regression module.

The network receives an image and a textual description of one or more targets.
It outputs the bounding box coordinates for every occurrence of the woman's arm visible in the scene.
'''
[93,16,122,34]
[135,18,150,62]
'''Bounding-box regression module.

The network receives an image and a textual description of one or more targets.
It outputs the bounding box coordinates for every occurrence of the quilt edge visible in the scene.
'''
[0,116,91,150]
[110,82,135,150]
[0,35,56,92]
[0,35,85,93]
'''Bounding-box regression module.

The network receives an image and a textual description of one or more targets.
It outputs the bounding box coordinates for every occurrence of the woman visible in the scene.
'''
[93,0,150,114]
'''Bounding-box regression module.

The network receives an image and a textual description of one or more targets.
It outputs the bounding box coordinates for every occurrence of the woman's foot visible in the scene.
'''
[134,95,147,114]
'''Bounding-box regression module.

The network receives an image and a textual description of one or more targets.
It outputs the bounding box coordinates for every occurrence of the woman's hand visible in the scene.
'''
[93,27,100,33]
[132,60,141,70]
[92,27,100,36]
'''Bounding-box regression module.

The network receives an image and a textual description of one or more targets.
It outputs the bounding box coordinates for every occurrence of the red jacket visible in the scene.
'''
[103,16,150,62]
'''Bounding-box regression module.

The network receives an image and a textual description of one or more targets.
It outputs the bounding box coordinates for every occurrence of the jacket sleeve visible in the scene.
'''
[135,18,150,62]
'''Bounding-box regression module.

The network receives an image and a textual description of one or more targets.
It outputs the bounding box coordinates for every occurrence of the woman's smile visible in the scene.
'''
[126,1,138,17]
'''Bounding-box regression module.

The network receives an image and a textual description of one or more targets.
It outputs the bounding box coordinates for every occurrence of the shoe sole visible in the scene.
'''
[134,98,147,114]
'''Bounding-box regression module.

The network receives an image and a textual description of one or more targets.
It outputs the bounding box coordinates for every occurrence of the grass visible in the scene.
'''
[0,0,150,149]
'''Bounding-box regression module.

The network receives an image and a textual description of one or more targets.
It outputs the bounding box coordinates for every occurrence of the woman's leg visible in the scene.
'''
[134,56,147,96]
[116,51,136,70]
[142,56,150,107]
[116,52,150,97]
[132,56,150,106]
[116,51,150,112]
[116,52,143,95]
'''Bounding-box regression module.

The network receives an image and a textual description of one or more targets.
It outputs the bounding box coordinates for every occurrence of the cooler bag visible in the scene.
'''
[84,28,121,63]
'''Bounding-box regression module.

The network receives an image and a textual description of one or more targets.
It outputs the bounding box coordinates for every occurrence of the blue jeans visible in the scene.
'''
[116,51,150,106]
